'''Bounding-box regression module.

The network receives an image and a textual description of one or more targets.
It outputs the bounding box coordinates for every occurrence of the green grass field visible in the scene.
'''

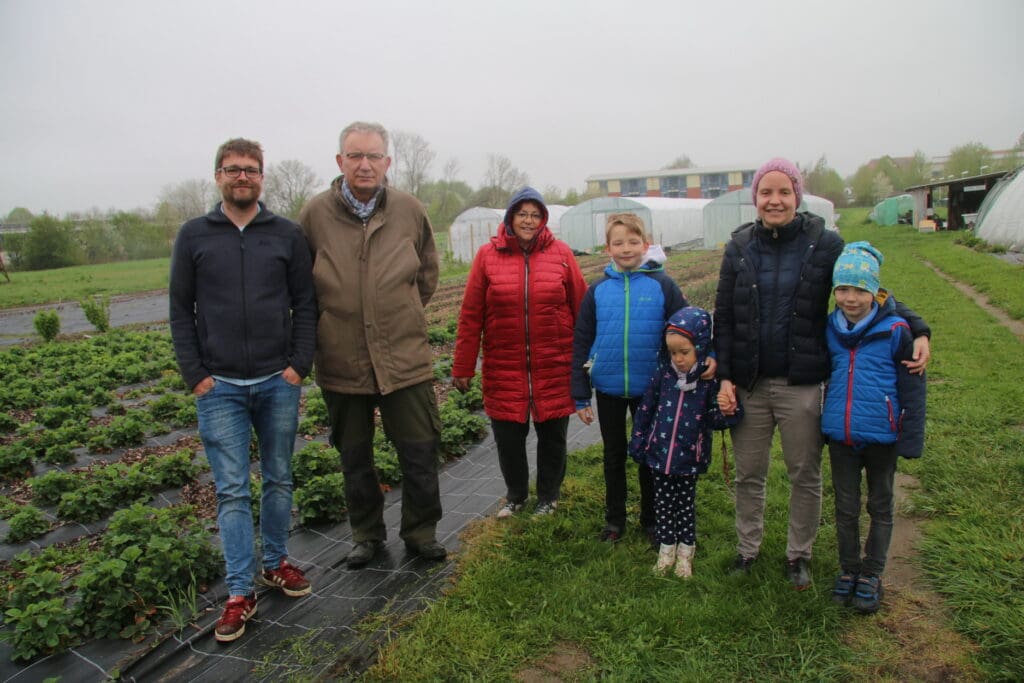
[0,258,170,309]
[0,231,464,310]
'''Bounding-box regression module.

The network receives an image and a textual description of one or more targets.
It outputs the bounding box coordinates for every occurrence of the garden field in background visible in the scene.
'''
[0,211,1021,680]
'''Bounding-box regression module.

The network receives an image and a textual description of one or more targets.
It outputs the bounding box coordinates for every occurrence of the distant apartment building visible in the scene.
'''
[586,165,757,199]
[929,149,1018,179]
[862,150,1019,182]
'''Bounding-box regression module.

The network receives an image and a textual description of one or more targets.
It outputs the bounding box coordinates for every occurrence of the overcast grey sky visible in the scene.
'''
[1,0,1021,216]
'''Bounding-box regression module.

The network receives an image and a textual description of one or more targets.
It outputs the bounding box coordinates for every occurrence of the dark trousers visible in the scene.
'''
[490,416,569,504]
[323,381,442,545]
[596,392,654,532]
[829,442,899,577]
[652,470,698,545]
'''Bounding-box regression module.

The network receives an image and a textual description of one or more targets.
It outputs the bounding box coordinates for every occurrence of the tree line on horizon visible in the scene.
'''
[2,133,1021,272]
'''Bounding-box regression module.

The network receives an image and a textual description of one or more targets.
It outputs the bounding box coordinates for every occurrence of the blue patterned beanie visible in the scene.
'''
[832,241,883,295]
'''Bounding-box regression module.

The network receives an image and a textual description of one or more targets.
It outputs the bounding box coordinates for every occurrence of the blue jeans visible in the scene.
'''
[196,374,301,596]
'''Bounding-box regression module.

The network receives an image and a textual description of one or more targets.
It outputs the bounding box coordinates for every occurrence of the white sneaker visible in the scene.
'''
[496,501,525,519]
[675,543,695,579]
[654,543,677,575]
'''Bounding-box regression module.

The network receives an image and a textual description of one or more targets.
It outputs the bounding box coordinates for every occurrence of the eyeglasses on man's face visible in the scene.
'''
[217,166,263,179]
[343,152,387,162]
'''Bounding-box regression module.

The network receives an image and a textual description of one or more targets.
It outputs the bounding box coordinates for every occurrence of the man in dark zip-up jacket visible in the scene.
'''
[169,138,316,643]
[169,199,316,388]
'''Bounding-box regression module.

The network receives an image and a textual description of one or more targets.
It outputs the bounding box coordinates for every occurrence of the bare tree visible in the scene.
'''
[483,154,529,208]
[157,179,218,223]
[390,130,436,199]
[434,157,465,222]
[264,159,320,219]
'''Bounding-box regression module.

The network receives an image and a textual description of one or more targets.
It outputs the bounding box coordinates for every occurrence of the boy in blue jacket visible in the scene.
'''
[628,306,739,577]
[823,242,926,614]
[571,213,687,543]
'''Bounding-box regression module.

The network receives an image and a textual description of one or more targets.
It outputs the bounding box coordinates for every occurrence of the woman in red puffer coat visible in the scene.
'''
[453,186,587,518]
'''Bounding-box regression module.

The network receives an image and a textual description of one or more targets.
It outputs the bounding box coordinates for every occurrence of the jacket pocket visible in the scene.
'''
[885,395,897,432]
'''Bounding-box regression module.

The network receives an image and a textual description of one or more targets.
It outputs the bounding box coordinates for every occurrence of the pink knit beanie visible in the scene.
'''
[751,157,803,208]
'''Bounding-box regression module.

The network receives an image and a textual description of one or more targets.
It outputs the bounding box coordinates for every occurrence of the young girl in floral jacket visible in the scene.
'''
[628,306,740,577]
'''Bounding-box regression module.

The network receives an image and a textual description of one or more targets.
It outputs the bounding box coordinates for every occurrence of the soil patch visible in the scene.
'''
[923,260,1024,341]
[514,641,596,682]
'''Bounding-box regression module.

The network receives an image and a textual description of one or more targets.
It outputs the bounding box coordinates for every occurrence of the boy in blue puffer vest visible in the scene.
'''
[571,213,690,544]
[822,242,926,614]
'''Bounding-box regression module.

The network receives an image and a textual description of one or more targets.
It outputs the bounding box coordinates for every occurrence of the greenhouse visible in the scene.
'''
[974,166,1024,251]
[448,207,503,262]
[448,205,571,262]
[869,194,915,226]
[702,189,837,248]
[558,197,711,253]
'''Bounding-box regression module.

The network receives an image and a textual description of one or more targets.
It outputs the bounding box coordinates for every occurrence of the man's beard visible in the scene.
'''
[223,185,259,211]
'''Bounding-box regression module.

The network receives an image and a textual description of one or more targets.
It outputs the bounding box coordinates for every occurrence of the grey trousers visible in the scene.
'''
[732,378,825,561]
[829,442,898,577]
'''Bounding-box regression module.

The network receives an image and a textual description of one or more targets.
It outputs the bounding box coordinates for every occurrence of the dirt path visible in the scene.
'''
[844,473,981,681]
[924,260,1024,341]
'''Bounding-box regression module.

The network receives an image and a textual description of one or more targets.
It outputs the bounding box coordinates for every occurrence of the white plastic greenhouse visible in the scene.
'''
[448,207,503,263]
[974,166,1024,251]
[545,204,569,240]
[558,197,712,253]
[702,189,837,249]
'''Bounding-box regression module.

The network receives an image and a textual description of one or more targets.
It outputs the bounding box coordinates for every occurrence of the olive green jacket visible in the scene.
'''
[299,177,438,395]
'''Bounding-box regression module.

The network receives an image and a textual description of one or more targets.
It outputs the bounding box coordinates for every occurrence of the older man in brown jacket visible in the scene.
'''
[299,121,444,568]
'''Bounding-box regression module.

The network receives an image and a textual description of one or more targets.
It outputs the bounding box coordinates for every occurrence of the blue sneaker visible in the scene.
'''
[852,575,884,614]
[831,572,858,605]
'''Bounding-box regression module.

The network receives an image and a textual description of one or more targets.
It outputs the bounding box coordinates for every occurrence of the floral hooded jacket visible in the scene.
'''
[628,306,741,476]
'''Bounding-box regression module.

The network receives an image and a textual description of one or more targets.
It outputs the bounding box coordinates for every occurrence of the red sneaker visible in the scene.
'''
[215,594,257,643]
[258,559,312,597]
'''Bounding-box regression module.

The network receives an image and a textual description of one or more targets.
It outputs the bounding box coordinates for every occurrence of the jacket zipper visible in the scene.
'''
[844,348,855,444]
[239,230,252,377]
[523,249,533,421]
[623,274,631,395]
[766,250,781,364]
[664,390,685,474]
[886,396,896,432]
